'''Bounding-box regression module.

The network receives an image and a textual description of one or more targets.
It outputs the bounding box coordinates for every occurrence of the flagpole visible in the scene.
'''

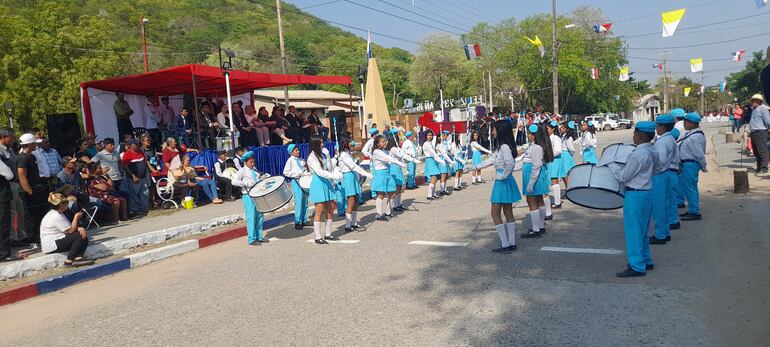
[276,0,290,110]
[551,0,560,115]
[700,69,705,113]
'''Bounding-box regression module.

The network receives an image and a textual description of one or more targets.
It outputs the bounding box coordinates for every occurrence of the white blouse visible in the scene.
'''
[561,135,576,154]
[581,132,597,150]
[371,148,404,171]
[306,153,339,180]
[470,141,492,154]
[338,151,370,176]
[421,141,446,165]
[232,166,265,194]
[523,143,544,192]
[550,134,563,157]
[477,144,515,180]
[283,156,306,179]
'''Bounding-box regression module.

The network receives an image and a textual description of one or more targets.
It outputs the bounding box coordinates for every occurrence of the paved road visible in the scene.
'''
[1,126,767,346]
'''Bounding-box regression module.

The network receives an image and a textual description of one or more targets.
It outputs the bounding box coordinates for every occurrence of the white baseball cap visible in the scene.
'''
[18,133,42,145]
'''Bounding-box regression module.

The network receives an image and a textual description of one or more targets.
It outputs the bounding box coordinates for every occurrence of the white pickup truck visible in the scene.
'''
[585,114,633,131]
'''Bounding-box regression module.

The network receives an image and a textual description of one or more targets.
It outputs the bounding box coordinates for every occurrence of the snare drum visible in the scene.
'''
[248,176,293,213]
[565,164,625,210]
[298,175,312,193]
[597,143,636,167]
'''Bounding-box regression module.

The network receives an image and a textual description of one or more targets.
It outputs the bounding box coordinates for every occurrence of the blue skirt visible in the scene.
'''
[490,173,522,204]
[372,169,396,193]
[389,164,404,187]
[453,158,464,172]
[309,173,335,204]
[547,155,563,179]
[583,148,598,164]
[341,171,362,197]
[438,160,449,174]
[424,157,440,177]
[560,151,576,176]
[522,162,550,196]
[472,150,482,167]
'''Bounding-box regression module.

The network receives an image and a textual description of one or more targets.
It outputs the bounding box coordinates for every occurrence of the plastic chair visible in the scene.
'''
[154,177,179,209]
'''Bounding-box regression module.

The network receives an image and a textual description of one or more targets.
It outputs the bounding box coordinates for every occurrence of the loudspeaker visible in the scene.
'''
[46,113,81,156]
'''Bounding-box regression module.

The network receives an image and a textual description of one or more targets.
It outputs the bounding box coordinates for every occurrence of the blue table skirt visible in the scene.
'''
[187,143,336,177]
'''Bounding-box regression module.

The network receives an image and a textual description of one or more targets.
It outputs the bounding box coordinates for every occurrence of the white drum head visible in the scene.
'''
[598,143,636,167]
[249,176,285,198]
[566,164,624,210]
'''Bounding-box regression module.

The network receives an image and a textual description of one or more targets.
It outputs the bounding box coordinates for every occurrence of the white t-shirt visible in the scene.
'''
[40,210,70,253]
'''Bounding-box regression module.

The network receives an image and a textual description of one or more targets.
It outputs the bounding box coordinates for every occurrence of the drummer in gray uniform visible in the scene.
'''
[650,114,678,245]
[231,151,270,246]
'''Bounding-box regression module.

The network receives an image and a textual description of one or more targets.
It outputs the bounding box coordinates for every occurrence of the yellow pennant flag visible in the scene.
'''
[690,58,703,72]
[661,8,686,37]
[524,35,545,57]
[684,87,691,97]
[618,66,629,81]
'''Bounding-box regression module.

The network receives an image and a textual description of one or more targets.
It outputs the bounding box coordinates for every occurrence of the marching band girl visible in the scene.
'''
[337,136,372,232]
[231,151,269,246]
[476,120,521,253]
[422,129,446,200]
[306,136,343,244]
[580,121,598,164]
[558,121,578,187]
[546,121,564,211]
[362,128,378,199]
[388,130,420,212]
[470,130,492,185]
[401,131,419,189]
[521,124,554,239]
[283,144,309,230]
[436,130,454,195]
[371,135,406,220]
[450,133,466,191]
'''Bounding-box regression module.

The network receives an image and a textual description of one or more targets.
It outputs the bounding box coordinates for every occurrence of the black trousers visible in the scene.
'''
[20,187,48,243]
[117,118,134,140]
[750,130,769,171]
[53,232,89,260]
[0,200,11,259]
[215,176,236,199]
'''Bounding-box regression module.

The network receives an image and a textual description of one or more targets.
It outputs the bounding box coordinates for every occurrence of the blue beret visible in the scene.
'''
[405,131,413,137]
[567,121,576,129]
[549,120,558,127]
[587,121,594,127]
[670,108,686,118]
[670,128,680,138]
[390,128,399,135]
[441,130,450,135]
[635,121,656,134]
[655,114,676,124]
[369,128,378,135]
[241,151,255,161]
[684,112,701,123]
[287,144,296,154]
[528,124,539,133]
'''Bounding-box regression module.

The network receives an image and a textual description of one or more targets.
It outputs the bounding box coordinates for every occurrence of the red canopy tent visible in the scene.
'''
[80,64,352,140]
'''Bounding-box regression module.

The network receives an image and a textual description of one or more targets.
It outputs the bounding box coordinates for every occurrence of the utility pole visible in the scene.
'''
[276,0,290,109]
[700,69,705,113]
[141,16,149,73]
[551,0,559,115]
[657,51,672,113]
[488,71,494,113]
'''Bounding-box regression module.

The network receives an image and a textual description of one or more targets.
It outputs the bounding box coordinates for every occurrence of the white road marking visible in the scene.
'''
[408,241,470,247]
[540,246,622,255]
[268,237,279,241]
[306,239,360,244]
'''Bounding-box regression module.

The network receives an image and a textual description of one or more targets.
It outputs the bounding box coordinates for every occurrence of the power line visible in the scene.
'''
[377,0,474,33]
[300,0,344,9]
[443,0,506,23]
[620,11,770,39]
[627,31,770,50]
[342,0,465,36]
[401,0,484,28]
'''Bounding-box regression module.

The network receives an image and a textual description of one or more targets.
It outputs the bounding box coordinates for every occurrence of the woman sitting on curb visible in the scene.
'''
[40,193,94,267]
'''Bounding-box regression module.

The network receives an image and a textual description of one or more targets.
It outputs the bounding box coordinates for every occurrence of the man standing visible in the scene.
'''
[114,92,135,140]
[678,113,707,221]
[144,94,161,151]
[122,139,149,215]
[34,137,62,189]
[748,94,770,175]
[0,129,16,259]
[92,138,127,207]
[158,96,175,135]
[649,114,678,245]
[16,133,48,245]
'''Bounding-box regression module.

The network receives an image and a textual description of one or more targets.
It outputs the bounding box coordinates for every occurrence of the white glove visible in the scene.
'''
[260,173,271,180]
[333,172,343,180]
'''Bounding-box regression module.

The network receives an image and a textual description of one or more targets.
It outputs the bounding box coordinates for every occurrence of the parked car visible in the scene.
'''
[607,114,633,130]
[585,115,613,131]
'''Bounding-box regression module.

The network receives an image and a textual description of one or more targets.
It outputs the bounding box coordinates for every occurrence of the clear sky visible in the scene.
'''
[285,0,769,86]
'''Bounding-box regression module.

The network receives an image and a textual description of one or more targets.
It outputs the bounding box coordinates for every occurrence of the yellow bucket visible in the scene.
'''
[182,196,194,209]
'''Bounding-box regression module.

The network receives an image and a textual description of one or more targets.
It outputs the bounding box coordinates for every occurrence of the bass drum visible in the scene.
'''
[248,176,293,213]
[298,175,312,193]
[598,143,636,167]
[565,164,624,210]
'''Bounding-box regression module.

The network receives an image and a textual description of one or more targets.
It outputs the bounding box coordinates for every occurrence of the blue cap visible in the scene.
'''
[241,151,255,161]
[655,114,676,124]
[684,112,701,123]
[441,130,450,135]
[405,131,413,137]
[671,128,680,138]
[528,124,539,133]
[287,144,296,154]
[567,121,576,129]
[369,128,378,135]
[635,121,656,134]
[670,108,686,118]
[549,120,558,127]
[390,128,399,135]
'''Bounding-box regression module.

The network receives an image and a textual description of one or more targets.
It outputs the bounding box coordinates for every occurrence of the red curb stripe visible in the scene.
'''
[198,226,247,248]
[0,283,38,307]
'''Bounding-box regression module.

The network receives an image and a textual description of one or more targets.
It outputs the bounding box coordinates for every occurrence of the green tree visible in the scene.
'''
[726,50,765,102]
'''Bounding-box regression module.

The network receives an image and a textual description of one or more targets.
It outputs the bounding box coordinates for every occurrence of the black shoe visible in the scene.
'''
[444,191,452,195]
[315,239,328,245]
[433,195,442,199]
[345,227,353,233]
[669,223,680,230]
[521,230,542,238]
[616,267,646,278]
[539,229,547,234]
[427,196,435,200]
[258,238,270,243]
[492,245,516,253]
[646,264,655,271]
[375,215,387,221]
[351,224,362,229]
[666,235,671,241]
[649,236,667,245]
[294,223,303,230]
[324,236,339,241]
[552,204,562,209]
[677,203,686,209]
[681,213,702,221]
[394,206,405,211]
[679,212,690,217]
[478,180,485,184]
[472,182,477,185]
[544,214,553,221]
[248,241,262,246]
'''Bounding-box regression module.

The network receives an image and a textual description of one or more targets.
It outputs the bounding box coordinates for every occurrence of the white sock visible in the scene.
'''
[552,184,562,205]
[441,182,446,192]
[453,177,458,188]
[458,176,462,186]
[313,221,323,240]
[496,224,509,248]
[352,211,358,225]
[428,184,435,198]
[544,197,552,216]
[471,173,476,182]
[538,206,546,229]
[345,213,352,228]
[325,219,333,237]
[385,197,392,215]
[506,223,517,246]
[376,197,383,216]
[530,210,540,230]
[395,195,401,207]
